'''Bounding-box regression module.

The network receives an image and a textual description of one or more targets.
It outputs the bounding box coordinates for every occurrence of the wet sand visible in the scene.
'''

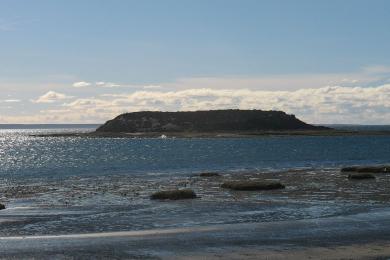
[2,211,390,259]
[180,243,390,260]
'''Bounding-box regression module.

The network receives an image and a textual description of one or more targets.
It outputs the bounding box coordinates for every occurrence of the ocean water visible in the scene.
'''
[1,125,390,236]
[1,126,390,177]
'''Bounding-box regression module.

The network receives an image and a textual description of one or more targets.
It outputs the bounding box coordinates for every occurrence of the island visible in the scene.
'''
[96,109,328,133]
[31,110,390,138]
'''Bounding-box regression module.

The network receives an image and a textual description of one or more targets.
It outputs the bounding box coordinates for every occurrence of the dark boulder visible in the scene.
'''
[0,203,5,210]
[341,166,390,173]
[199,172,221,177]
[221,181,285,191]
[348,173,376,180]
[150,189,197,200]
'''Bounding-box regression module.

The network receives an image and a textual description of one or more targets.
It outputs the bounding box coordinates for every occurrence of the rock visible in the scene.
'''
[221,181,285,191]
[341,166,390,173]
[199,172,221,177]
[150,189,197,200]
[0,203,5,210]
[348,173,376,180]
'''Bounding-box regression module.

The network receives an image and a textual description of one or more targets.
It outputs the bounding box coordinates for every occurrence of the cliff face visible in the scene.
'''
[96,110,328,133]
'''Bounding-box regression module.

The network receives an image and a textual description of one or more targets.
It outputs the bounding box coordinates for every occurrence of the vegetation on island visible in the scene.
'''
[96,109,329,133]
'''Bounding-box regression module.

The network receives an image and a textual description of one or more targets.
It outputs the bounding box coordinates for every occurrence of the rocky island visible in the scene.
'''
[95,109,328,136]
[32,110,390,138]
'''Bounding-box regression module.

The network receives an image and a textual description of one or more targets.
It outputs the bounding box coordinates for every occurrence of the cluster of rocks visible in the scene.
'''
[150,172,285,200]
[150,165,390,201]
[1,165,387,205]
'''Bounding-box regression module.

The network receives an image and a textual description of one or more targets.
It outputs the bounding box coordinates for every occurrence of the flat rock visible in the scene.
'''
[348,173,376,180]
[150,189,197,200]
[198,172,221,177]
[341,166,390,173]
[221,181,285,191]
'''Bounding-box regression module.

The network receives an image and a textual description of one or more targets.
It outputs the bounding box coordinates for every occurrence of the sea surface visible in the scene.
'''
[1,125,390,237]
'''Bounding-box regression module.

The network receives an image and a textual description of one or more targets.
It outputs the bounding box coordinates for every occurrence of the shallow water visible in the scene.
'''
[1,127,390,236]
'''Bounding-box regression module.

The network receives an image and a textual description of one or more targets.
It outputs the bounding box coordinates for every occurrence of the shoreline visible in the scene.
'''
[2,210,390,259]
[178,242,390,260]
[30,129,390,138]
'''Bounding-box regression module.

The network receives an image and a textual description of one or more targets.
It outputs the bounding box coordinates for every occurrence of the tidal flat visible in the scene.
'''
[1,168,390,235]
[1,168,390,258]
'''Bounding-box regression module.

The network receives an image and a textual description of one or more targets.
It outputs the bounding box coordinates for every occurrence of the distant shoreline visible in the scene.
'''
[30,129,390,138]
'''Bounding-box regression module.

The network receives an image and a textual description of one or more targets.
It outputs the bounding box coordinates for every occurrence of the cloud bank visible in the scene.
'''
[7,84,387,124]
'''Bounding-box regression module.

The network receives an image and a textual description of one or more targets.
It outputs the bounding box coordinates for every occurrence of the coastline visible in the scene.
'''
[30,129,390,138]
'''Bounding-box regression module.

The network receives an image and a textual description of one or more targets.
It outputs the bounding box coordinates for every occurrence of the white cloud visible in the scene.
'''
[73,81,121,88]
[2,99,21,103]
[32,91,72,103]
[95,82,106,86]
[95,82,121,88]
[72,81,91,87]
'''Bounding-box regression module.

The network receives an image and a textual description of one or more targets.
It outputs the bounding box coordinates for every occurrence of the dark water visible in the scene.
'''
[0,126,390,236]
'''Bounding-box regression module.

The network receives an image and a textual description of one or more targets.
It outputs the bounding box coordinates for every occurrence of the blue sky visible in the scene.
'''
[1,0,390,123]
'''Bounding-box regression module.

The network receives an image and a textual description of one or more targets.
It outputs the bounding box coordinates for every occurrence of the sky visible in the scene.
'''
[1,0,390,124]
